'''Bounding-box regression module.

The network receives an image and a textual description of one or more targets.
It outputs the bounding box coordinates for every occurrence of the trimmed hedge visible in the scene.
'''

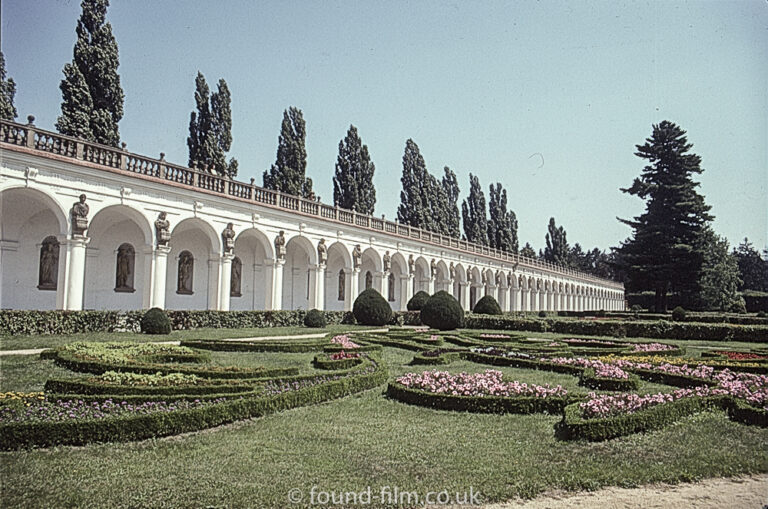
[407,291,431,311]
[579,369,641,391]
[353,289,393,326]
[409,349,464,366]
[43,378,258,396]
[386,383,576,414]
[463,314,768,342]
[420,291,464,331]
[304,309,327,328]
[140,308,171,335]
[0,358,389,450]
[312,354,364,370]
[473,295,502,315]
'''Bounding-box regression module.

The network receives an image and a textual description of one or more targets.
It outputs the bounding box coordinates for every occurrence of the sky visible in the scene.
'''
[2,0,766,253]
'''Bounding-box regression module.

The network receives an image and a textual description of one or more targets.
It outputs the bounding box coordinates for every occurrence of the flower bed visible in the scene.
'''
[395,369,567,398]
[632,342,676,353]
[330,334,360,349]
[713,351,768,361]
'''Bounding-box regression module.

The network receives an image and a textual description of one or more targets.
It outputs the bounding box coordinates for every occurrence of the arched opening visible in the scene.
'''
[337,269,346,301]
[166,217,220,310]
[282,235,315,310]
[114,243,135,292]
[324,242,351,311]
[389,252,408,311]
[230,256,242,297]
[177,250,194,294]
[365,270,373,290]
[388,273,396,301]
[0,187,68,310]
[413,256,430,294]
[358,247,381,298]
[231,228,271,310]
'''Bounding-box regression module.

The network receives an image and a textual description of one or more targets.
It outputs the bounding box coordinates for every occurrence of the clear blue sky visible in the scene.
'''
[3,0,766,253]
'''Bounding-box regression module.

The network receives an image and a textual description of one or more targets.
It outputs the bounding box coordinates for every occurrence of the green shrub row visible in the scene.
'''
[409,350,463,365]
[356,335,435,352]
[43,378,258,396]
[578,369,641,391]
[42,348,299,379]
[558,396,767,441]
[386,383,576,415]
[0,360,389,450]
[180,339,327,353]
[312,354,364,370]
[570,311,768,326]
[463,314,768,342]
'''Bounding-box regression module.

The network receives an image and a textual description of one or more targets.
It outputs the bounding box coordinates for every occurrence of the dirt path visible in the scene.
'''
[477,474,767,509]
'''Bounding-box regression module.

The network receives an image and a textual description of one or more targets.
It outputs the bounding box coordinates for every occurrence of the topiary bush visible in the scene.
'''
[421,291,464,331]
[140,308,171,335]
[352,288,393,326]
[672,306,687,321]
[304,309,326,328]
[538,310,549,318]
[473,295,502,315]
[407,291,431,311]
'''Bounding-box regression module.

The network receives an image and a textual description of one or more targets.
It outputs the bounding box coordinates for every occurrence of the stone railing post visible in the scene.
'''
[158,153,167,179]
[25,115,35,149]
[120,142,128,170]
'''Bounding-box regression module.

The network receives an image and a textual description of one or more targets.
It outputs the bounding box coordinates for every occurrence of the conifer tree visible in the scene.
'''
[487,182,519,252]
[520,242,537,259]
[0,52,17,121]
[616,121,713,311]
[263,107,313,197]
[397,139,430,228]
[187,73,238,177]
[733,238,768,292]
[461,174,488,245]
[333,125,376,214]
[544,217,570,265]
[56,0,124,146]
[441,167,461,238]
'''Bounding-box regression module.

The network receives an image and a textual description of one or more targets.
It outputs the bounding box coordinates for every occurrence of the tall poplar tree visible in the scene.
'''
[461,174,488,245]
[397,139,430,228]
[187,72,238,177]
[263,107,313,197]
[616,121,713,311]
[487,182,519,252]
[333,125,376,214]
[56,0,124,146]
[520,242,537,259]
[697,228,742,311]
[733,238,768,292]
[0,52,17,121]
[544,217,570,265]
[441,167,461,238]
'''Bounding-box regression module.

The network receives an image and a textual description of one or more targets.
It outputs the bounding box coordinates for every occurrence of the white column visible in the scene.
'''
[427,277,436,295]
[510,287,518,311]
[62,237,90,310]
[207,258,220,310]
[399,275,412,311]
[310,264,325,310]
[377,271,388,298]
[267,259,284,310]
[459,281,470,310]
[217,253,234,311]
[149,245,171,309]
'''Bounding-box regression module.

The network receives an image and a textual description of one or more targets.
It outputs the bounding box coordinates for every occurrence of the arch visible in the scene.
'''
[166,217,218,310]
[389,252,408,311]
[337,269,346,301]
[282,235,315,310]
[324,242,352,311]
[452,262,467,303]
[0,187,69,309]
[85,204,153,310]
[230,256,242,297]
[231,227,272,310]
[387,272,396,302]
[177,250,194,294]
[435,259,449,292]
[413,256,430,293]
[364,270,373,290]
[358,247,381,298]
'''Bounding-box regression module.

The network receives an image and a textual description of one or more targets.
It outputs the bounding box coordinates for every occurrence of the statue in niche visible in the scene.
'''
[365,271,373,290]
[274,231,286,260]
[338,269,345,301]
[388,273,395,301]
[481,269,489,284]
[230,257,242,297]
[508,271,514,286]
[408,254,415,275]
[383,251,391,272]
[177,251,194,294]
[449,262,456,280]
[115,243,135,292]
[495,271,502,286]
[222,223,235,254]
[38,236,59,290]
[430,258,437,278]
[317,239,327,265]
[352,244,362,269]
[71,194,89,236]
[467,267,474,283]
[155,212,171,247]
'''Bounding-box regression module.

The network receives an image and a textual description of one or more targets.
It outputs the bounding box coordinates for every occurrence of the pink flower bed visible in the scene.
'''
[546,357,630,379]
[563,338,618,346]
[395,369,567,398]
[330,335,360,349]
[580,369,768,418]
[329,350,360,360]
[633,343,676,352]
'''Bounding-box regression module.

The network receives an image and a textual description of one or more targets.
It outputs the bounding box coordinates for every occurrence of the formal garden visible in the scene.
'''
[1,291,767,508]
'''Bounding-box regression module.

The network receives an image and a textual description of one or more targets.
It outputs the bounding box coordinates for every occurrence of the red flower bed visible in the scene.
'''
[714,351,768,361]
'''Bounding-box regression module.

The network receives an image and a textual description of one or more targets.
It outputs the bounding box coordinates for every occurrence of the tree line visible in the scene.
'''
[2,0,766,307]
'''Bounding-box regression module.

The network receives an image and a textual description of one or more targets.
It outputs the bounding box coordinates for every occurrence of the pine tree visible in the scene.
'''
[441,167,461,238]
[263,107,312,197]
[187,73,238,177]
[698,228,742,311]
[56,0,124,146]
[520,243,537,259]
[333,125,376,214]
[0,52,18,121]
[487,183,519,252]
[461,173,488,245]
[616,121,713,312]
[397,139,430,228]
[733,238,768,292]
[544,217,570,265]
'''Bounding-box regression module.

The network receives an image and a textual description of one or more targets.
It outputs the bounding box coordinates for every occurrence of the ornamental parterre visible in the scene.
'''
[330,334,360,349]
[395,369,567,398]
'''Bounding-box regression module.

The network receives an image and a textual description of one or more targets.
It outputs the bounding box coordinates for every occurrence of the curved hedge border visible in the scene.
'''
[386,383,577,415]
[1,358,388,450]
[558,396,768,441]
[409,350,464,366]
[578,369,641,391]
[43,378,259,396]
[41,348,298,379]
[312,354,364,370]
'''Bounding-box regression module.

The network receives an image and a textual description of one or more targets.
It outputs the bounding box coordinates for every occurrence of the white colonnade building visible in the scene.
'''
[0,118,625,313]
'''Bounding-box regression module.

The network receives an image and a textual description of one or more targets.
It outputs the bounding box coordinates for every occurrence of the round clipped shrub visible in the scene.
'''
[140,307,171,335]
[421,290,464,331]
[353,288,393,326]
[538,310,549,318]
[473,295,502,315]
[671,306,687,321]
[304,309,326,328]
[407,291,431,311]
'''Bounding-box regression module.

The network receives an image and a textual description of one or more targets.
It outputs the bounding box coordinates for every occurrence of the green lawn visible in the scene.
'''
[1,335,767,508]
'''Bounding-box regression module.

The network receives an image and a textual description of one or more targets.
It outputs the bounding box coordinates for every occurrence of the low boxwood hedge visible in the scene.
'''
[409,349,464,365]
[312,354,364,370]
[386,383,577,415]
[578,369,641,391]
[43,378,258,396]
